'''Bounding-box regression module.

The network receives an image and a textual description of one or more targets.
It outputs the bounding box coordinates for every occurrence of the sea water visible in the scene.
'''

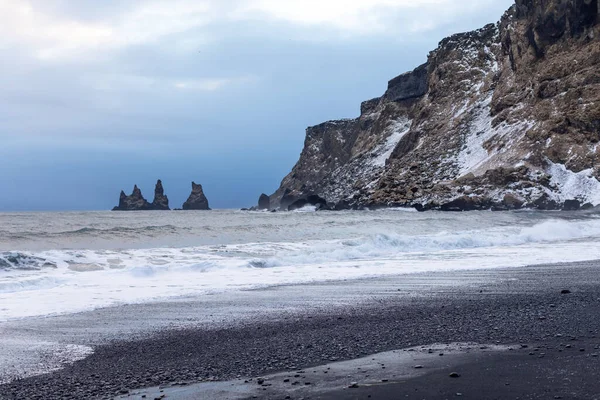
[1,209,600,320]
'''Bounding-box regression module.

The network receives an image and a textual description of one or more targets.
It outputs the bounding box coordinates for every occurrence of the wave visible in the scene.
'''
[246,218,600,268]
[3,217,600,320]
[0,276,66,293]
[3,218,600,277]
[3,225,191,241]
[54,224,189,237]
[0,252,57,271]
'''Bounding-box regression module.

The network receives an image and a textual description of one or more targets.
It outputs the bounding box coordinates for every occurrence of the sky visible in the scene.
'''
[0,0,514,211]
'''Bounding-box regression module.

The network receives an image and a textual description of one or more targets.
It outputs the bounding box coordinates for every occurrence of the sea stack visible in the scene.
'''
[182,182,211,210]
[112,185,152,211]
[257,193,270,210]
[151,180,170,210]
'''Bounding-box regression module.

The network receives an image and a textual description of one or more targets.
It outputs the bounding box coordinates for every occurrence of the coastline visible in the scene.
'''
[1,261,600,399]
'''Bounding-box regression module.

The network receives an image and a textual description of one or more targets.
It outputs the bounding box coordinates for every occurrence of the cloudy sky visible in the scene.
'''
[0,0,513,211]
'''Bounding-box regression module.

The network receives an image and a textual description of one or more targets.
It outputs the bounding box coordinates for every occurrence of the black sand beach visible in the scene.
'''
[1,262,600,399]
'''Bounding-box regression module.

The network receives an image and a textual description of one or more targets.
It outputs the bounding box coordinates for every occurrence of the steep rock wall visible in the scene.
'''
[271,0,600,211]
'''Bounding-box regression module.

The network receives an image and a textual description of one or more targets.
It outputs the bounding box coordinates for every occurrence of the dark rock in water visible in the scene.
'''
[288,195,329,211]
[561,289,572,294]
[333,200,353,211]
[440,196,491,212]
[182,182,210,210]
[151,180,170,210]
[503,194,524,210]
[112,185,153,211]
[112,180,170,211]
[258,194,270,210]
[532,195,560,211]
[562,199,581,211]
[581,203,595,210]
[491,193,525,211]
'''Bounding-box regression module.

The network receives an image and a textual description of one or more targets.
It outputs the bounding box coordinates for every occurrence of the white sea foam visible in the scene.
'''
[0,339,93,384]
[1,215,600,321]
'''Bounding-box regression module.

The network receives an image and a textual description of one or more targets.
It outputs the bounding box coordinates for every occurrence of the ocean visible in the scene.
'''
[1,208,600,321]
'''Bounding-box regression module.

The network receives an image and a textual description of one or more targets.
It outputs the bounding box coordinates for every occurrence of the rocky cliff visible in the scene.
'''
[182,182,211,210]
[112,180,170,211]
[270,0,599,211]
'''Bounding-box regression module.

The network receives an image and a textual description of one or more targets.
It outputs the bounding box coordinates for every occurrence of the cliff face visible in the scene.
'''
[271,0,600,211]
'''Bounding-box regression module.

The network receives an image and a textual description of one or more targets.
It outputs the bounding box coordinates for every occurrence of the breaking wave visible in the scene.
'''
[2,218,600,274]
[3,216,600,320]
[0,252,57,271]
[247,218,600,268]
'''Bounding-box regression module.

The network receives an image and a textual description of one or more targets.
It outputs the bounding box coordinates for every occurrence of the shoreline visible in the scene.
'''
[1,261,600,399]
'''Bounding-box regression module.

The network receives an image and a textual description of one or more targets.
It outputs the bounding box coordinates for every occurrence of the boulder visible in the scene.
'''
[440,196,492,212]
[151,180,170,210]
[503,193,525,210]
[581,202,595,210]
[562,199,581,211]
[182,182,211,210]
[112,185,153,211]
[258,194,270,210]
[532,194,560,210]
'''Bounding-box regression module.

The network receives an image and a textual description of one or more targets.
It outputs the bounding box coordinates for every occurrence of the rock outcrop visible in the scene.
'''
[151,180,170,210]
[270,0,600,211]
[112,185,153,211]
[182,182,210,210]
[112,180,171,211]
[258,193,271,210]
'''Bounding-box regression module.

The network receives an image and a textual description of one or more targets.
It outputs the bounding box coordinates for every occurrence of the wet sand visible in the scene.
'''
[1,261,600,399]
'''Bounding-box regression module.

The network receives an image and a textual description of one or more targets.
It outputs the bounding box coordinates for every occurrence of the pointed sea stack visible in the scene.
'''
[151,180,170,210]
[112,185,153,211]
[182,182,211,210]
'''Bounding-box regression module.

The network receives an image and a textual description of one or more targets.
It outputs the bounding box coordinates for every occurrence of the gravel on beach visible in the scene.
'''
[1,262,600,399]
